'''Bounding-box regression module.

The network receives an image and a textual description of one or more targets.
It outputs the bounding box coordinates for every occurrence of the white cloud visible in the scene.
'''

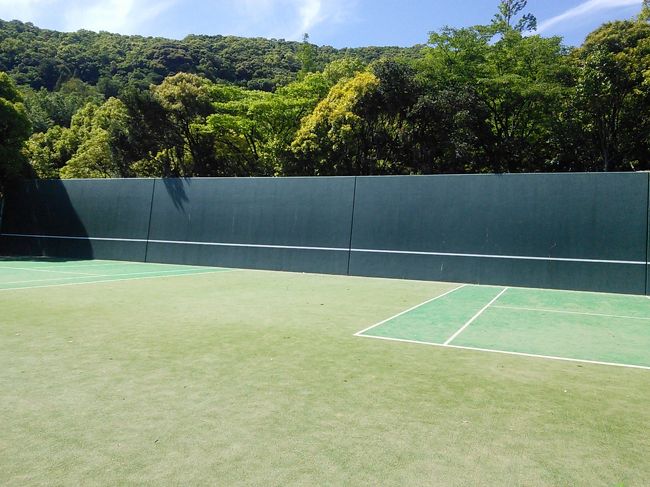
[0,0,175,33]
[538,0,642,33]
[0,0,56,21]
[231,0,357,40]
[63,0,176,33]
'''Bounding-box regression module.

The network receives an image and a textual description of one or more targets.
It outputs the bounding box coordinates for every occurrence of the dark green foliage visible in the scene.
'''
[0,72,31,192]
[0,19,419,93]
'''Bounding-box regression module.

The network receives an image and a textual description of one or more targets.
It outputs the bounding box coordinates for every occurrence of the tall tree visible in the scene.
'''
[0,72,31,193]
[492,0,537,33]
[571,19,650,171]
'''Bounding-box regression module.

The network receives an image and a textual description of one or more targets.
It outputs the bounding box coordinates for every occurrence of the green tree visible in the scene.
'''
[570,19,650,171]
[150,73,216,176]
[491,0,537,33]
[421,15,569,172]
[59,98,132,178]
[0,72,31,192]
[297,33,318,77]
[292,71,381,175]
[23,125,76,178]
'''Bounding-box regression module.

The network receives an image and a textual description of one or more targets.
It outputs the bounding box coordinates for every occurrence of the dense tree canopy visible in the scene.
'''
[1,0,650,183]
[0,72,30,192]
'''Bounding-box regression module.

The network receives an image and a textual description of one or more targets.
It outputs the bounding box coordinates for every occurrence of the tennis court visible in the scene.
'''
[356,284,650,370]
[0,257,232,291]
[3,257,650,485]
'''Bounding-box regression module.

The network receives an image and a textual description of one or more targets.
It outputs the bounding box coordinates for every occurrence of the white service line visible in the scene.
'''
[0,266,97,276]
[354,283,467,337]
[0,269,235,292]
[356,334,650,371]
[443,287,509,345]
[0,268,227,286]
[492,305,650,321]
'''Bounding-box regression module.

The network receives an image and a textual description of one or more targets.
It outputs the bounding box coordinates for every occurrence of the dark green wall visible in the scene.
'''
[145,177,356,274]
[1,173,649,294]
[0,179,154,261]
[349,173,649,294]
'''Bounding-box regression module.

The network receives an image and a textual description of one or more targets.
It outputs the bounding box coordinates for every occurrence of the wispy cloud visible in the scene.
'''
[0,0,56,21]
[0,0,175,33]
[538,0,642,33]
[63,0,176,33]
[232,0,357,40]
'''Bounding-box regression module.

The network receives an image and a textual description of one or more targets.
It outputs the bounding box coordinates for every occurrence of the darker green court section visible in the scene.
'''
[360,285,505,344]
[452,307,650,368]
[360,285,650,369]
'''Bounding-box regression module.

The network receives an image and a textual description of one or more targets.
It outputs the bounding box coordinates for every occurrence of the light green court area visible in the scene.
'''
[358,284,650,369]
[3,258,650,486]
[0,258,231,290]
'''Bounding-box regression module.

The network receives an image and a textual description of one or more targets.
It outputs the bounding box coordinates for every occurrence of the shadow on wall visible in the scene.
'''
[161,178,190,212]
[0,180,93,259]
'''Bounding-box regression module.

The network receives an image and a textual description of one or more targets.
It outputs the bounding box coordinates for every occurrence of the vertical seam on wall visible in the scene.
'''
[143,178,157,263]
[346,177,358,276]
[0,195,5,235]
[645,173,650,296]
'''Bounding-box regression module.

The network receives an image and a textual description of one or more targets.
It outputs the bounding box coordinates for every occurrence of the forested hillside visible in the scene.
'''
[0,19,420,91]
[0,0,649,192]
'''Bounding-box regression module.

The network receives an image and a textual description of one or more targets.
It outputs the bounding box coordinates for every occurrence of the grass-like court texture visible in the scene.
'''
[2,258,650,486]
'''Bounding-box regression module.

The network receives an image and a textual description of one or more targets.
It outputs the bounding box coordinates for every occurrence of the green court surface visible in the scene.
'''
[0,257,231,290]
[2,258,650,486]
[356,284,650,370]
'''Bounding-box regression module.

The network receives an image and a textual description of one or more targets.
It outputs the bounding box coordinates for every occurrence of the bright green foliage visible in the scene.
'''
[23,126,76,178]
[569,19,650,171]
[207,72,333,175]
[422,26,570,172]
[292,71,381,175]
[57,98,131,178]
[0,72,30,192]
[297,34,318,77]
[149,73,216,176]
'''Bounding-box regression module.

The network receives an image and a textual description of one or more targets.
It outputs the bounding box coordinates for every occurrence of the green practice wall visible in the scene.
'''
[145,177,356,274]
[0,179,154,261]
[1,173,649,294]
[348,173,649,295]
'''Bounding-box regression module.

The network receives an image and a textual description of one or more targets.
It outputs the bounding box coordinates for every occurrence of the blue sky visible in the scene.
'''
[0,0,644,47]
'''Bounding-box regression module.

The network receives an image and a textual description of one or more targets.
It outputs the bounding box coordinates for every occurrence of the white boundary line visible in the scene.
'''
[0,267,230,286]
[357,334,650,371]
[1,266,97,276]
[1,233,348,253]
[0,262,209,271]
[1,233,148,243]
[443,288,509,345]
[0,269,235,292]
[492,305,650,322]
[2,233,647,265]
[147,239,348,252]
[354,284,468,337]
[350,248,646,266]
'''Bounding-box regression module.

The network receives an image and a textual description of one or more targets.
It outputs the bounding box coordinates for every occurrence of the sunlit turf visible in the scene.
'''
[1,259,650,485]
